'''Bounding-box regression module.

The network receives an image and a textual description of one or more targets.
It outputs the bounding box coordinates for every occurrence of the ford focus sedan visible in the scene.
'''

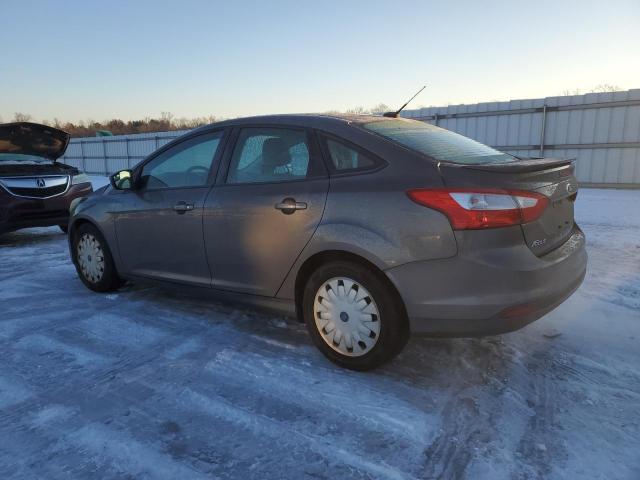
[68,114,587,370]
[0,122,93,235]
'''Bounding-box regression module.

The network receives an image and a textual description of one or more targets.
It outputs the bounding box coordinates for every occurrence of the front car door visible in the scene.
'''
[203,126,329,296]
[114,130,226,285]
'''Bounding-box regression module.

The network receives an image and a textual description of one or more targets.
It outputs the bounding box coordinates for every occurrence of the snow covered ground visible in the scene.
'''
[0,188,638,479]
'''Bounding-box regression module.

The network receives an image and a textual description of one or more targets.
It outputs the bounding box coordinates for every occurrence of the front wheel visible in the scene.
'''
[302,260,409,371]
[72,223,122,292]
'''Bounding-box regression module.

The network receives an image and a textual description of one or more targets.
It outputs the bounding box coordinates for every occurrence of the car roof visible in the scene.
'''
[190,113,391,134]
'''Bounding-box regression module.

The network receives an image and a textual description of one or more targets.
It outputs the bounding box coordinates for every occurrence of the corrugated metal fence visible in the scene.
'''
[402,89,640,186]
[61,130,189,176]
[60,89,640,186]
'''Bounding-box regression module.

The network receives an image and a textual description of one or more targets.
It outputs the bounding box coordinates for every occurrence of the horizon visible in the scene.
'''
[1,0,639,123]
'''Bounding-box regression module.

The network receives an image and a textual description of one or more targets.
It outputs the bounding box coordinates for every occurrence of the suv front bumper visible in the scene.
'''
[0,182,93,234]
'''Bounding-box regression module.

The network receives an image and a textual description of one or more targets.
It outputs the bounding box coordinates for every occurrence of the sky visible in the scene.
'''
[1,0,639,123]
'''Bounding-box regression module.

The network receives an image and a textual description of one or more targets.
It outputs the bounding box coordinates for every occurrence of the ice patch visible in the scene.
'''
[79,313,165,348]
[0,376,32,409]
[181,388,413,480]
[16,334,107,367]
[249,334,298,350]
[206,349,433,444]
[165,338,202,360]
[31,405,74,427]
[66,423,209,480]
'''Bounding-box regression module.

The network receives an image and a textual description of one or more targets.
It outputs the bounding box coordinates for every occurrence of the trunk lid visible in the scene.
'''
[438,157,578,256]
[0,122,70,161]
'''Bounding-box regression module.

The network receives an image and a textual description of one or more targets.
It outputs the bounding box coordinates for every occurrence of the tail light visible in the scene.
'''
[406,188,548,230]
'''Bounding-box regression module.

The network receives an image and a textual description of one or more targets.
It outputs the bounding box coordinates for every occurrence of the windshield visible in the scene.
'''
[362,118,516,165]
[0,153,51,164]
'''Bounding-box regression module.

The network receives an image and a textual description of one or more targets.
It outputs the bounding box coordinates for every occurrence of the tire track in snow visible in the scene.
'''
[179,388,415,480]
[206,348,433,446]
[515,353,568,478]
[14,334,108,367]
[64,423,213,480]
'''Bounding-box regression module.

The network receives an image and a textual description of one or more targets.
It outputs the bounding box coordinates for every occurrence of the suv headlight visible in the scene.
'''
[71,173,91,185]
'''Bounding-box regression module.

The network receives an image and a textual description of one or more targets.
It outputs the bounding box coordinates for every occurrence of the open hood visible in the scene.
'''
[0,122,70,161]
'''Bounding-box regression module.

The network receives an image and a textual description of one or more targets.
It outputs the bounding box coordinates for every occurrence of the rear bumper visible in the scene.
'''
[0,183,93,234]
[385,225,587,336]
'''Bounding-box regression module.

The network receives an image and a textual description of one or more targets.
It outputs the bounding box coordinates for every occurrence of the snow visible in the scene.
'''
[0,188,639,479]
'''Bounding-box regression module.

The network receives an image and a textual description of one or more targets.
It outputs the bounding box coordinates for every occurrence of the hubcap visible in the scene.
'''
[77,233,105,283]
[313,277,381,357]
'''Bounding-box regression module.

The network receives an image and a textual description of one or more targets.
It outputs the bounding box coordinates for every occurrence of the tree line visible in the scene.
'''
[7,112,218,138]
[2,84,624,137]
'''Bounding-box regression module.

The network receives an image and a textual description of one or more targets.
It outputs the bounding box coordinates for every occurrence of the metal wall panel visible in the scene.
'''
[401,89,640,186]
[60,91,639,185]
[59,130,188,175]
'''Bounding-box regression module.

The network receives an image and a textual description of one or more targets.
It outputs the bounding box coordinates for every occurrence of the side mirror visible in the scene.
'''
[110,169,134,190]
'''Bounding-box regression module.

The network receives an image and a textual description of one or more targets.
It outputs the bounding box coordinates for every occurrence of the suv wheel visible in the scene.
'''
[302,260,408,370]
[73,224,122,292]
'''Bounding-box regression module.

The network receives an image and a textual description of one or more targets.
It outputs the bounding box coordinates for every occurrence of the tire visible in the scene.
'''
[302,260,409,371]
[72,223,122,292]
[59,224,68,234]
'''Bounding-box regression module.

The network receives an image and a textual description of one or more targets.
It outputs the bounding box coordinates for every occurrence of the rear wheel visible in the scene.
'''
[302,260,409,370]
[73,223,122,292]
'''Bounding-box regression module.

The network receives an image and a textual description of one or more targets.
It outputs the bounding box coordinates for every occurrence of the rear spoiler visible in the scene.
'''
[453,157,574,173]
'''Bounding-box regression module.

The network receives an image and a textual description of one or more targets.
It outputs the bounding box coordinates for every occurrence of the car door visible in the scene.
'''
[203,126,329,296]
[114,130,226,285]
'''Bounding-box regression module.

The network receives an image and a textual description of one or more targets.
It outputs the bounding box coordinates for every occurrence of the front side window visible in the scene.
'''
[227,128,311,184]
[140,132,223,189]
[362,118,516,165]
[325,138,376,171]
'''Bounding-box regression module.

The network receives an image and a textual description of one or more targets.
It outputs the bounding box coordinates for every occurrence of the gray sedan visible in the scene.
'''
[68,114,587,370]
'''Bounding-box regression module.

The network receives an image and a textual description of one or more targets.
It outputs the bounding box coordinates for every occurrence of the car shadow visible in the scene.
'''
[119,280,513,390]
[0,227,66,247]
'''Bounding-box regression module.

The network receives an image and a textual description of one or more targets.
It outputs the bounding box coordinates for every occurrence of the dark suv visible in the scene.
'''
[0,122,93,234]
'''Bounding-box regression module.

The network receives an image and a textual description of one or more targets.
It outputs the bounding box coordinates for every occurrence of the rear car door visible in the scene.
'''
[114,130,225,285]
[203,126,329,296]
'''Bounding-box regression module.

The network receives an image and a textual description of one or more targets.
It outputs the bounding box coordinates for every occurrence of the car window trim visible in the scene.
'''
[133,129,229,192]
[315,131,387,177]
[219,125,327,186]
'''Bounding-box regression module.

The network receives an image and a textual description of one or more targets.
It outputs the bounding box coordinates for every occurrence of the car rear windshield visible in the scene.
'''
[362,118,516,165]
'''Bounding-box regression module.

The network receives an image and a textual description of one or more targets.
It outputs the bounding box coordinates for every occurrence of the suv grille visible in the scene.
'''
[0,176,69,199]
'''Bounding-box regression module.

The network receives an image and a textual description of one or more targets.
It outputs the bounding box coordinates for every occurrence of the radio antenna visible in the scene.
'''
[383,85,426,118]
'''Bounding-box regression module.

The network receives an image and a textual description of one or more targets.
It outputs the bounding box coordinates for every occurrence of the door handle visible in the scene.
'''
[173,201,194,214]
[275,198,307,215]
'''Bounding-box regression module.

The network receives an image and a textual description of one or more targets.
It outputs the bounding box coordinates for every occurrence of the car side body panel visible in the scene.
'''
[276,178,459,300]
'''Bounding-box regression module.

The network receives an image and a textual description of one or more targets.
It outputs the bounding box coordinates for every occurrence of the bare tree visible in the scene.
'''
[345,106,366,115]
[13,112,32,122]
[590,84,622,93]
[561,88,582,96]
[161,111,174,126]
[369,103,390,115]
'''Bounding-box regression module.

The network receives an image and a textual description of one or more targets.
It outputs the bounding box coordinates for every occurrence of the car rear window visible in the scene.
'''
[362,118,516,165]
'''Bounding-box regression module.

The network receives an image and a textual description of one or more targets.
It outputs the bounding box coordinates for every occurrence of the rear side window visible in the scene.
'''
[325,138,376,171]
[227,128,311,184]
[362,118,516,165]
